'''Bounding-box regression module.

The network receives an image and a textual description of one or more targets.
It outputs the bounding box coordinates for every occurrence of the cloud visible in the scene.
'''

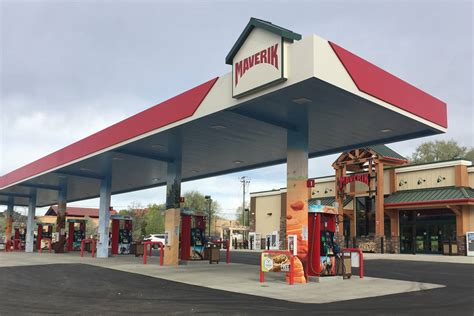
[0,93,148,174]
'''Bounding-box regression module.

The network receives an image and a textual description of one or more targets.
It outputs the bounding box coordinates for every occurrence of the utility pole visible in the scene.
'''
[205,195,212,237]
[239,176,250,226]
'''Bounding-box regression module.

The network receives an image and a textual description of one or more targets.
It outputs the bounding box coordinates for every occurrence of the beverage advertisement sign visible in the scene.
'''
[467,232,474,257]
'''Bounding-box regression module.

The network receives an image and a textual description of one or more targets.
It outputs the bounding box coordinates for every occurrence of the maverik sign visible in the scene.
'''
[338,173,370,191]
[226,18,301,98]
[234,43,280,88]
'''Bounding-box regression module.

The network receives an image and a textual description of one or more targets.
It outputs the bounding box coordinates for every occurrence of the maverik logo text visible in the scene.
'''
[234,43,279,86]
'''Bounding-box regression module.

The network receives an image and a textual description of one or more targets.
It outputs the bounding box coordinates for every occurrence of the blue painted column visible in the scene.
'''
[55,177,68,253]
[166,160,182,209]
[25,189,37,252]
[166,133,182,209]
[97,172,112,258]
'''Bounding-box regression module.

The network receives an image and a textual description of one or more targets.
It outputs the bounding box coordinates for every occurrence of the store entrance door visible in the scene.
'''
[399,209,456,254]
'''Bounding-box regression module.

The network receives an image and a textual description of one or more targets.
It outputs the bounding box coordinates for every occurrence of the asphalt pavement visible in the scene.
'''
[0,251,472,315]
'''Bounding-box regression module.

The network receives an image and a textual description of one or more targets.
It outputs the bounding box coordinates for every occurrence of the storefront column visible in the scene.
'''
[335,167,346,229]
[389,210,399,237]
[25,189,37,253]
[5,197,14,251]
[55,177,68,253]
[286,109,308,283]
[348,210,356,238]
[375,162,385,237]
[97,172,112,258]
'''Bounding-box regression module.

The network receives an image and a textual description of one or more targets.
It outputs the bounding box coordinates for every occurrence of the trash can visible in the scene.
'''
[132,242,145,257]
[207,243,220,264]
[337,254,352,279]
[443,240,458,256]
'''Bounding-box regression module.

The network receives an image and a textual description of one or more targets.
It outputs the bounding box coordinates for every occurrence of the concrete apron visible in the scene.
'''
[0,252,444,304]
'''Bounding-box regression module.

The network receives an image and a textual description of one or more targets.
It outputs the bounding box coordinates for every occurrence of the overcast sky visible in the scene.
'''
[1,0,472,217]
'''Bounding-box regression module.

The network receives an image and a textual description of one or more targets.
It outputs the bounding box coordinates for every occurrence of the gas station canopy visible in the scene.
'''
[0,18,447,207]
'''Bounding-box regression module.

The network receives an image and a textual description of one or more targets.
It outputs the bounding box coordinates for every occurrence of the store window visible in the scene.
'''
[356,196,375,236]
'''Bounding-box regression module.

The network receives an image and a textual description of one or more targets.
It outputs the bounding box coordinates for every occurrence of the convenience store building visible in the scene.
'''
[250,147,473,255]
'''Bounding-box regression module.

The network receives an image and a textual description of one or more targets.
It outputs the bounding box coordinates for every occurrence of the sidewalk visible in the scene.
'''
[229,249,474,264]
[363,253,474,264]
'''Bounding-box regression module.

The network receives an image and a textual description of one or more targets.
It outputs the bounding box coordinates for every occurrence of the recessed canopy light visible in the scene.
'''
[112,157,123,161]
[79,167,92,172]
[211,125,227,130]
[152,178,161,182]
[380,129,392,133]
[233,160,243,164]
[191,170,199,173]
[292,97,312,105]
[151,144,165,149]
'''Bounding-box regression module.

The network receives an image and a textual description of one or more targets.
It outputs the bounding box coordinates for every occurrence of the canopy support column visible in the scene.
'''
[55,177,68,253]
[5,197,14,251]
[286,107,309,283]
[164,133,182,265]
[97,171,112,258]
[25,189,37,252]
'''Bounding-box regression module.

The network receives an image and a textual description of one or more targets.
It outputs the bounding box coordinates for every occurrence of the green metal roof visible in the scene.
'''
[384,186,474,205]
[370,145,407,161]
[308,196,352,207]
[225,17,302,65]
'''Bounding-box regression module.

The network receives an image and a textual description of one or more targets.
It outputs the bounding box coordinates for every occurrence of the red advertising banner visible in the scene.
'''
[338,173,370,191]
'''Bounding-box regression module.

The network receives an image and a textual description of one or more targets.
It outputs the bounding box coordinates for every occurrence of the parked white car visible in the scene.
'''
[143,234,166,245]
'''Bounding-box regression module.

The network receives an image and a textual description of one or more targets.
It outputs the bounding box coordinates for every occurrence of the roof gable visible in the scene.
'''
[333,144,407,170]
[225,17,301,65]
[371,144,406,161]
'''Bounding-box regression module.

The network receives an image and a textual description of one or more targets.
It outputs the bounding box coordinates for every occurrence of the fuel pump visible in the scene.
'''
[111,215,133,255]
[180,211,207,260]
[36,223,54,251]
[13,225,26,250]
[67,220,86,251]
[307,204,339,277]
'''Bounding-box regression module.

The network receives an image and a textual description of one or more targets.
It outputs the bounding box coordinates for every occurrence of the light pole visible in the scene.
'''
[239,176,250,226]
[205,195,212,237]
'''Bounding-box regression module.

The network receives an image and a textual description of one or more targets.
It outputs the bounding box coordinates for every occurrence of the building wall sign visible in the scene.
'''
[232,28,286,98]
[338,173,370,191]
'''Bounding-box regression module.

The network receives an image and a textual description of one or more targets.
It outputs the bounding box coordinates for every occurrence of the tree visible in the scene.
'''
[144,203,166,234]
[84,216,98,238]
[0,211,26,234]
[182,190,221,235]
[409,140,472,163]
[183,191,207,212]
[465,148,474,163]
[183,191,220,216]
[0,215,5,234]
[235,203,249,225]
[120,202,148,241]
